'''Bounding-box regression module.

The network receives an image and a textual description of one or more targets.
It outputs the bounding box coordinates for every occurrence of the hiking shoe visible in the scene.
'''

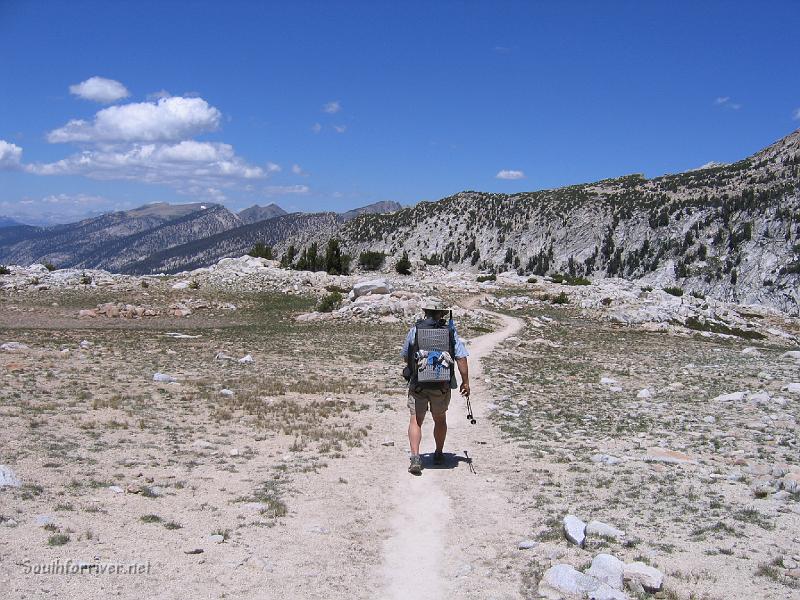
[408,455,422,475]
[433,450,444,465]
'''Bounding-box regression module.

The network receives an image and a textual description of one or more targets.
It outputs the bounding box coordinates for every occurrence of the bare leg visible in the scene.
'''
[408,412,425,455]
[432,412,447,452]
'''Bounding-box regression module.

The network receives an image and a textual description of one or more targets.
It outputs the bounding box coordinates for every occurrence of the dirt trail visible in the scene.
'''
[381,308,525,600]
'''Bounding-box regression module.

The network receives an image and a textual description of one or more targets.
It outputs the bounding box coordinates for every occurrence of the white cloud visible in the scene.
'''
[496,169,525,180]
[47,96,221,143]
[266,162,281,174]
[0,140,23,169]
[793,108,800,121]
[27,141,266,191]
[264,185,310,196]
[714,96,741,110]
[291,163,309,176]
[311,122,322,134]
[323,101,341,114]
[333,124,347,134]
[69,76,130,103]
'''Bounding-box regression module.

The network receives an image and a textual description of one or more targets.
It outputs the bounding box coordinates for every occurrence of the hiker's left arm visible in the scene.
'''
[457,357,470,397]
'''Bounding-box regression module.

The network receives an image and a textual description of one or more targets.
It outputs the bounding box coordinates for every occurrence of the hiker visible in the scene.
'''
[401,300,470,475]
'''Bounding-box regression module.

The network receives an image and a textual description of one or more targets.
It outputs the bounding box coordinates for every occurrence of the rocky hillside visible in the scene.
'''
[122,212,341,274]
[238,203,288,224]
[0,203,242,271]
[286,129,800,313]
[340,200,403,221]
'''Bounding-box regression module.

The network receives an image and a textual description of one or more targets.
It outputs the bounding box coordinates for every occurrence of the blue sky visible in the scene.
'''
[1,1,798,224]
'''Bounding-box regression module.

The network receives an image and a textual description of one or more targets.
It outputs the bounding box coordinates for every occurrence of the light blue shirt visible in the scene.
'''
[401,325,470,359]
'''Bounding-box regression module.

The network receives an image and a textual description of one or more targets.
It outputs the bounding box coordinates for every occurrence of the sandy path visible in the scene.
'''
[381,308,524,600]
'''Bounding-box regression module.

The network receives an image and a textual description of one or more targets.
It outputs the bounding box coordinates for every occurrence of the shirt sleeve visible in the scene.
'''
[401,327,416,358]
[453,330,470,359]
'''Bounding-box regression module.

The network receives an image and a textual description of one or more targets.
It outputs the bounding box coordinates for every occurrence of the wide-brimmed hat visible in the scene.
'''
[422,299,449,312]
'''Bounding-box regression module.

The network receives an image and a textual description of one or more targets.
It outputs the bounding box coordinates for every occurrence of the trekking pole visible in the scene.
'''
[465,394,476,425]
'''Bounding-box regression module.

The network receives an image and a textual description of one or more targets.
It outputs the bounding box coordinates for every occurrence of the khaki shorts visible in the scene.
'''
[408,386,451,416]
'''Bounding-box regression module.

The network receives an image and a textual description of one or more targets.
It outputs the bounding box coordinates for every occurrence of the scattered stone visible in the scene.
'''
[35,515,54,526]
[713,391,747,402]
[1,342,28,352]
[381,440,395,447]
[636,389,652,399]
[309,526,330,534]
[229,448,240,457]
[153,372,176,383]
[645,447,697,465]
[220,389,234,397]
[780,351,800,361]
[742,347,762,355]
[563,514,586,547]
[0,465,21,488]
[539,564,627,600]
[3,518,18,527]
[586,520,626,541]
[184,548,204,554]
[350,279,392,299]
[209,534,225,544]
[624,561,664,592]
[238,354,254,364]
[591,454,623,465]
[108,485,124,494]
[586,553,625,590]
[600,377,618,385]
[517,540,538,550]
[454,564,472,578]
[78,309,97,318]
[126,484,142,494]
[79,340,93,349]
[782,473,800,495]
[782,383,800,394]
[702,416,716,424]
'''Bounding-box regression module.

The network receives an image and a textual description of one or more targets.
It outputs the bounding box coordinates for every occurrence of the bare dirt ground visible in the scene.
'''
[1,282,799,599]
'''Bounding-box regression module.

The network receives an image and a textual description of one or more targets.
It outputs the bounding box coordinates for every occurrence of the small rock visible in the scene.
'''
[702,416,716,424]
[126,484,142,494]
[381,440,395,447]
[563,514,586,547]
[645,447,697,465]
[108,485,124,494]
[586,520,626,541]
[591,454,623,465]
[309,526,330,534]
[713,391,747,402]
[783,383,800,395]
[636,389,652,399]
[35,515,54,526]
[454,564,472,577]
[624,561,664,592]
[153,372,176,383]
[1,342,29,352]
[518,539,537,550]
[586,553,625,590]
[220,389,234,397]
[0,465,21,488]
[229,448,240,457]
[79,340,93,349]
[600,377,618,385]
[184,548,204,554]
[3,518,18,527]
[238,354,254,364]
[780,351,800,361]
[539,564,627,600]
[209,534,225,544]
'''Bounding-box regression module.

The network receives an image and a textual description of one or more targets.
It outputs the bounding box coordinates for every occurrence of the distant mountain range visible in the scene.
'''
[0,216,22,228]
[0,200,402,273]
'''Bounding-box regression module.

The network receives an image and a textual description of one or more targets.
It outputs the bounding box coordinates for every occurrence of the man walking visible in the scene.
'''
[401,301,470,475]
